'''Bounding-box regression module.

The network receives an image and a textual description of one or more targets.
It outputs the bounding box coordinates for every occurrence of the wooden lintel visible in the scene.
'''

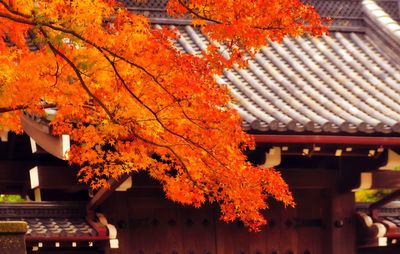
[30,166,84,191]
[282,169,339,189]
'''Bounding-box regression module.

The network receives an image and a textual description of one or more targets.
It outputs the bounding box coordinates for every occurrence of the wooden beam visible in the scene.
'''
[254,134,400,146]
[87,174,130,211]
[282,169,339,189]
[29,166,85,191]
[124,170,339,190]
[380,149,400,170]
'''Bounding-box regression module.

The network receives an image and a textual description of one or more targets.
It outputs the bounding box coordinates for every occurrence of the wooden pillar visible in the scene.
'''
[0,221,27,254]
[324,190,356,254]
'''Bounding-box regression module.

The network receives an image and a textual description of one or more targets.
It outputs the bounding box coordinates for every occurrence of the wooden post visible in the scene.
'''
[324,190,356,254]
[0,221,27,254]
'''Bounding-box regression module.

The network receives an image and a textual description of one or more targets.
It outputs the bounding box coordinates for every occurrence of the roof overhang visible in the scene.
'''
[253,134,400,146]
[20,114,70,160]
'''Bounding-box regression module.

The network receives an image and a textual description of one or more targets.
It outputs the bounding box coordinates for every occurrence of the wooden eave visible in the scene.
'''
[253,135,400,146]
[20,114,69,160]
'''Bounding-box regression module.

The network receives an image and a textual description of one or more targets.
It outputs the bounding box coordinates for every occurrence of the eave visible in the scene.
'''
[253,134,400,146]
[20,114,70,160]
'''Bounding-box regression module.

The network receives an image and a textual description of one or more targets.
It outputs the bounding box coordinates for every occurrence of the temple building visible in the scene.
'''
[2,0,400,253]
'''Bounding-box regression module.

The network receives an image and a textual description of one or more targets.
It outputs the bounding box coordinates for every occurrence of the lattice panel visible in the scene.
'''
[118,0,168,9]
[118,0,371,28]
[120,0,366,18]
[0,203,87,218]
[330,18,366,27]
[131,9,169,19]
[119,0,171,19]
[307,0,363,18]
[119,0,400,21]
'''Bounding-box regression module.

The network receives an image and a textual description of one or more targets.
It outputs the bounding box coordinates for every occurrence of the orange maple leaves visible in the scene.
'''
[168,0,327,54]
[0,0,326,230]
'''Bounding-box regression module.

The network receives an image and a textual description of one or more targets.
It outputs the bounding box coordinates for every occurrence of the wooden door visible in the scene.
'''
[102,188,355,254]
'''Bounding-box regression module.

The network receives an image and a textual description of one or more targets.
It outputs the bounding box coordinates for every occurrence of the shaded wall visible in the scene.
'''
[101,189,356,254]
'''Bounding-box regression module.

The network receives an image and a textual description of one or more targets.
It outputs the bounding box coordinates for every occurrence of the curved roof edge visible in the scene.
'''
[363,0,400,66]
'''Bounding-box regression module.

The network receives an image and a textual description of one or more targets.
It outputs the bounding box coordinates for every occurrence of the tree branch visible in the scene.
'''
[0,2,232,183]
[38,27,201,188]
[0,0,31,19]
[0,105,27,113]
[0,103,57,114]
[0,5,213,130]
[39,28,116,122]
[177,0,222,24]
[102,52,232,172]
[176,0,284,30]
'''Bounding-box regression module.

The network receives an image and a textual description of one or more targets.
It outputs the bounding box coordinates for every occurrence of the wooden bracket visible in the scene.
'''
[351,171,400,191]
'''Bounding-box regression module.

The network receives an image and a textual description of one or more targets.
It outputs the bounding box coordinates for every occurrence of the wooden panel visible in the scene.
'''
[127,197,180,253]
[359,246,400,254]
[295,190,325,254]
[102,192,130,254]
[101,187,348,254]
[214,216,252,253]
[180,206,216,254]
[0,162,31,193]
[28,250,103,254]
[35,166,84,190]
[213,202,297,254]
[282,170,338,189]
[126,197,216,254]
[324,191,356,254]
[265,205,282,254]
[278,205,298,254]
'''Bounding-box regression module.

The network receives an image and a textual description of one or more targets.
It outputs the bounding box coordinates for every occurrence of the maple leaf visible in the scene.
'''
[0,0,325,231]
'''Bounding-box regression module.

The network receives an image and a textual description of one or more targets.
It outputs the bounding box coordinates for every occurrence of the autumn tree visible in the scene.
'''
[0,0,327,231]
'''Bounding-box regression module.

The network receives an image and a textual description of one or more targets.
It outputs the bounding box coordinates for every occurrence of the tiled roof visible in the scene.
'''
[117,0,400,135]
[0,202,108,241]
[375,0,400,21]
[357,202,400,239]
[119,0,399,28]
[5,0,396,137]
[25,217,96,239]
[173,25,400,134]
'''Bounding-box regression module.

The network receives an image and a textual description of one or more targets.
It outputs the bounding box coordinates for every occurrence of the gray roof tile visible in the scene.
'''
[0,202,107,241]
[10,0,391,135]
[172,25,400,133]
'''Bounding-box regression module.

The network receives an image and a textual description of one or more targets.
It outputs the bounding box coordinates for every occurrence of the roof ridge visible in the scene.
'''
[363,0,400,36]
[362,0,400,67]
